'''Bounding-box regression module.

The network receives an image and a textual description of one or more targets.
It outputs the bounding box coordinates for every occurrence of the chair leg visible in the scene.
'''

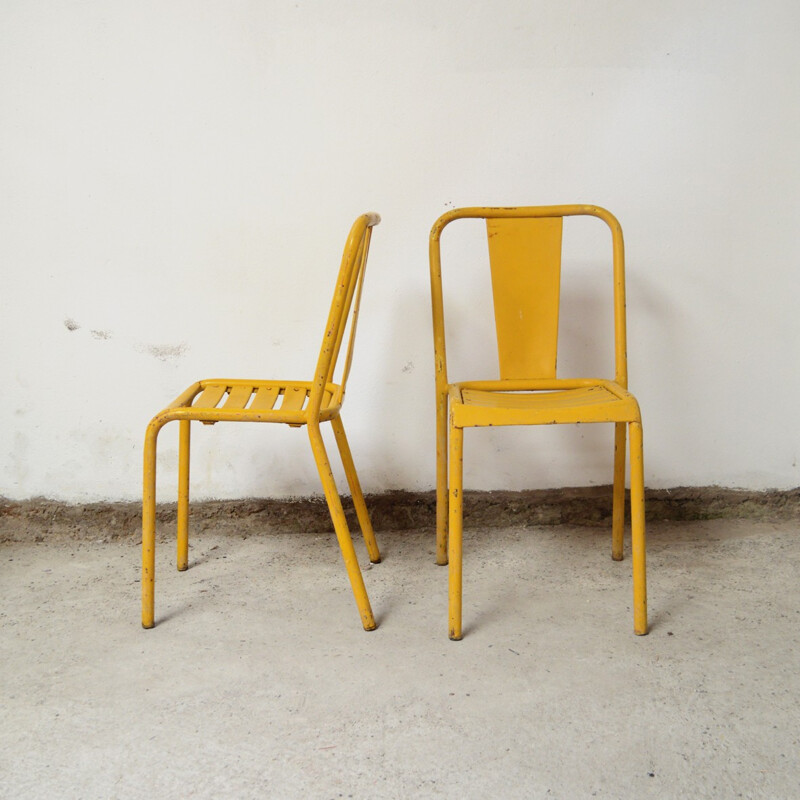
[142,420,162,629]
[612,422,626,561]
[629,421,648,635]
[330,416,381,564]
[435,390,449,565]
[308,424,377,632]
[448,424,464,641]
[177,419,190,571]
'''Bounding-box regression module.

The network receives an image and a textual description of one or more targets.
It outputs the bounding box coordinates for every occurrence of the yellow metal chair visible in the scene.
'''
[429,205,647,640]
[142,213,382,631]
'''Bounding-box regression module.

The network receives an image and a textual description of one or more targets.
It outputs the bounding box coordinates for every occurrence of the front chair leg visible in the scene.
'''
[629,421,648,635]
[330,416,381,564]
[142,419,162,629]
[435,390,449,565]
[448,424,464,641]
[308,424,377,632]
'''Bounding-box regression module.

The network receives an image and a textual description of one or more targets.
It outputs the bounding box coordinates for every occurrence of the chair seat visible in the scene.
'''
[157,379,342,426]
[450,380,640,428]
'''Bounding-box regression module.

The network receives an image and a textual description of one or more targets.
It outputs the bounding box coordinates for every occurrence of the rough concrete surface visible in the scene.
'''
[1,519,799,799]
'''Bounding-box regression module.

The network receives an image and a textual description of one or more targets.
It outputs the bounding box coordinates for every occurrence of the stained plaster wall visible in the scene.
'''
[1,1,798,502]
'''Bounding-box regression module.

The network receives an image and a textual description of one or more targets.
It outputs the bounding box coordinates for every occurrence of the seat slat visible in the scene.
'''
[222,384,254,409]
[193,384,227,409]
[249,386,280,410]
[279,387,308,412]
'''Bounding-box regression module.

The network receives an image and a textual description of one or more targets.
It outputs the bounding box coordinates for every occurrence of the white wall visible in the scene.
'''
[1,1,798,502]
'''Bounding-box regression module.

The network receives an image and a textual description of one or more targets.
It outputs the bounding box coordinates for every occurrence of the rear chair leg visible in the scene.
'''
[612,422,626,561]
[331,416,381,564]
[177,419,190,571]
[308,424,377,632]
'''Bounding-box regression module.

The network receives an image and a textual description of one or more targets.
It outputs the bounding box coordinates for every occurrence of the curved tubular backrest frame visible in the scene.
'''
[308,212,381,420]
[429,204,628,393]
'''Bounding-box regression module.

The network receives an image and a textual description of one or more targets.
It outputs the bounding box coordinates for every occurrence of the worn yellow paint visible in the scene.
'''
[629,421,647,634]
[612,422,626,562]
[142,214,381,632]
[487,216,563,380]
[176,419,190,571]
[429,205,647,640]
[452,380,639,427]
[447,423,464,640]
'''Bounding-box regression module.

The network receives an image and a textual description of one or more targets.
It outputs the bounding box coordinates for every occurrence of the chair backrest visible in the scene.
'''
[429,205,628,389]
[308,213,380,418]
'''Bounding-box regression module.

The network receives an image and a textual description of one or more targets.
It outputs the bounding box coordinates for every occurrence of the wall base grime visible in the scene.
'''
[1,487,798,543]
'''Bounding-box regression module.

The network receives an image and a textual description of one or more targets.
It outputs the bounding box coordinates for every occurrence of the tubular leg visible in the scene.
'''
[447,423,464,641]
[142,420,162,629]
[308,424,377,632]
[177,419,190,571]
[435,390,449,565]
[331,416,381,564]
[612,422,626,561]
[629,421,648,635]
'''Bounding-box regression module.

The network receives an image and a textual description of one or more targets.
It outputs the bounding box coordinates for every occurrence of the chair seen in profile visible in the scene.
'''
[428,205,647,640]
[142,213,382,632]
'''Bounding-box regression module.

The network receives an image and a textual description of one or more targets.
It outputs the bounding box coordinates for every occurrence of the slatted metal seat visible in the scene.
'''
[142,214,382,632]
[161,380,341,426]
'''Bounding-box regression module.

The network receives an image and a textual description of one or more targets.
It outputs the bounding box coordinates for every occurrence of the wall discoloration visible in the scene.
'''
[139,343,189,361]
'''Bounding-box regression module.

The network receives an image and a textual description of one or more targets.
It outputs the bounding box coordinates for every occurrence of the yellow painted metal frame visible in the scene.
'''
[142,213,382,631]
[429,205,647,639]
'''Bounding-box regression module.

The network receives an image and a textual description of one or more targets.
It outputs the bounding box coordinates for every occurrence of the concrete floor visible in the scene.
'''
[1,519,798,799]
